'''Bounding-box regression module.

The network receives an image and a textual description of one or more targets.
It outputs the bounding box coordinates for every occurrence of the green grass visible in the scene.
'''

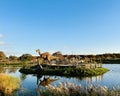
[19,67,109,77]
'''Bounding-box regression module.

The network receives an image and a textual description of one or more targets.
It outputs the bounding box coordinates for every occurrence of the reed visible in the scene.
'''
[0,73,21,95]
[39,82,120,96]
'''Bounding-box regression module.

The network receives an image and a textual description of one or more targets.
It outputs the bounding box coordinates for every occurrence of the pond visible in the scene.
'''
[1,64,120,95]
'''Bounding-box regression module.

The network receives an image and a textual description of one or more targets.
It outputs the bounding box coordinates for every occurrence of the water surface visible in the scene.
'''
[1,64,120,95]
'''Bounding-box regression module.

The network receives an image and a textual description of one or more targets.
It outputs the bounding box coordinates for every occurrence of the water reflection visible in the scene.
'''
[0,65,116,95]
[36,74,42,85]
[0,67,103,86]
[85,75,103,84]
[20,73,27,81]
[0,67,18,74]
[36,75,59,86]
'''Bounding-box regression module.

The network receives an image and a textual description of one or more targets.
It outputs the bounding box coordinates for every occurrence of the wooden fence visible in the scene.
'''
[45,63,102,69]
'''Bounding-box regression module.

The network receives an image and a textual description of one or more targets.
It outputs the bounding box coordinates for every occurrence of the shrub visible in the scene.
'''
[0,73,21,95]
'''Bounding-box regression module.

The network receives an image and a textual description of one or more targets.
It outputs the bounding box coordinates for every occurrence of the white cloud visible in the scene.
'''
[0,34,5,46]
[0,34,3,38]
[6,51,19,56]
[0,42,5,46]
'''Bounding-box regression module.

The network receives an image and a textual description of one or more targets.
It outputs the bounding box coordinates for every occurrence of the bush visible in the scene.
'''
[0,73,21,95]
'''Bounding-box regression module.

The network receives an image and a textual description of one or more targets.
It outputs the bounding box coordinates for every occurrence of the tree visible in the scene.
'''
[0,51,6,61]
[52,51,64,61]
[9,56,18,61]
[19,54,33,62]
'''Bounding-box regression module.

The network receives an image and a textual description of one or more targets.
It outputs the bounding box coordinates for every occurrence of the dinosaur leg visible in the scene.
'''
[48,57,51,64]
[48,60,51,64]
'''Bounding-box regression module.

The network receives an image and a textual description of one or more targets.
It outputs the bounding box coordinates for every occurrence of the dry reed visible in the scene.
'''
[39,82,120,96]
[0,73,21,95]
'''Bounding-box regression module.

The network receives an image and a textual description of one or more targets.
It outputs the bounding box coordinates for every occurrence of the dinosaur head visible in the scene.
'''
[36,49,41,54]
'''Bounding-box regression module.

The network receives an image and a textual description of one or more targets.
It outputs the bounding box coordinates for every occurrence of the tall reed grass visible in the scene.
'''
[39,82,120,96]
[0,73,21,95]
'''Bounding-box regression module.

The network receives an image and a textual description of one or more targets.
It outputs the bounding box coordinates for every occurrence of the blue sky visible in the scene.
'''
[0,0,120,56]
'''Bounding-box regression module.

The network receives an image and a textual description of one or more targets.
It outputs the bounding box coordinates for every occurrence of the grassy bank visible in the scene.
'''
[0,63,24,67]
[0,62,34,67]
[19,67,109,77]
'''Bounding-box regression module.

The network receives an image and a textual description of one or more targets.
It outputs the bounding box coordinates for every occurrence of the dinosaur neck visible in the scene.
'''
[38,52,41,56]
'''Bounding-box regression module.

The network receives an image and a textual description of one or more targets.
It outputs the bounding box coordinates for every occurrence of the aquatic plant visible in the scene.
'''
[0,73,21,95]
[39,82,120,96]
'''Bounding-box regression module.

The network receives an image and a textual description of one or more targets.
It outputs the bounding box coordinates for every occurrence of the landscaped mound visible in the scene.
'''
[0,73,21,95]
[19,67,109,77]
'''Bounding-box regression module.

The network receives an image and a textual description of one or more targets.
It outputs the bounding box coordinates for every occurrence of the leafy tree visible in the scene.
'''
[9,56,18,61]
[52,51,64,61]
[114,54,120,58]
[0,51,6,61]
[112,54,117,59]
[52,51,62,55]
[19,54,33,61]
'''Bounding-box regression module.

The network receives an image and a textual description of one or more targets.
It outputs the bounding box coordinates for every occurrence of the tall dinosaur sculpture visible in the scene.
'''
[36,49,58,64]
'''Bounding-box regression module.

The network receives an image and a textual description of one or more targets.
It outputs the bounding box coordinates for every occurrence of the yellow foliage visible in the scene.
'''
[0,73,21,95]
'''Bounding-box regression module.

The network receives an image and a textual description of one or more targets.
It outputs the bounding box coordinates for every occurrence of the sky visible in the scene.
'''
[0,0,120,56]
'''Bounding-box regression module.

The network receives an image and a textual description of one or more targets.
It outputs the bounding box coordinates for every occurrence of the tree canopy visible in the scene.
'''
[19,54,33,61]
[0,51,6,61]
[9,56,18,61]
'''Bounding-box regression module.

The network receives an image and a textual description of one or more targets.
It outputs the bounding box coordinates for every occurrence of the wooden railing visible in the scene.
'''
[44,63,102,69]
